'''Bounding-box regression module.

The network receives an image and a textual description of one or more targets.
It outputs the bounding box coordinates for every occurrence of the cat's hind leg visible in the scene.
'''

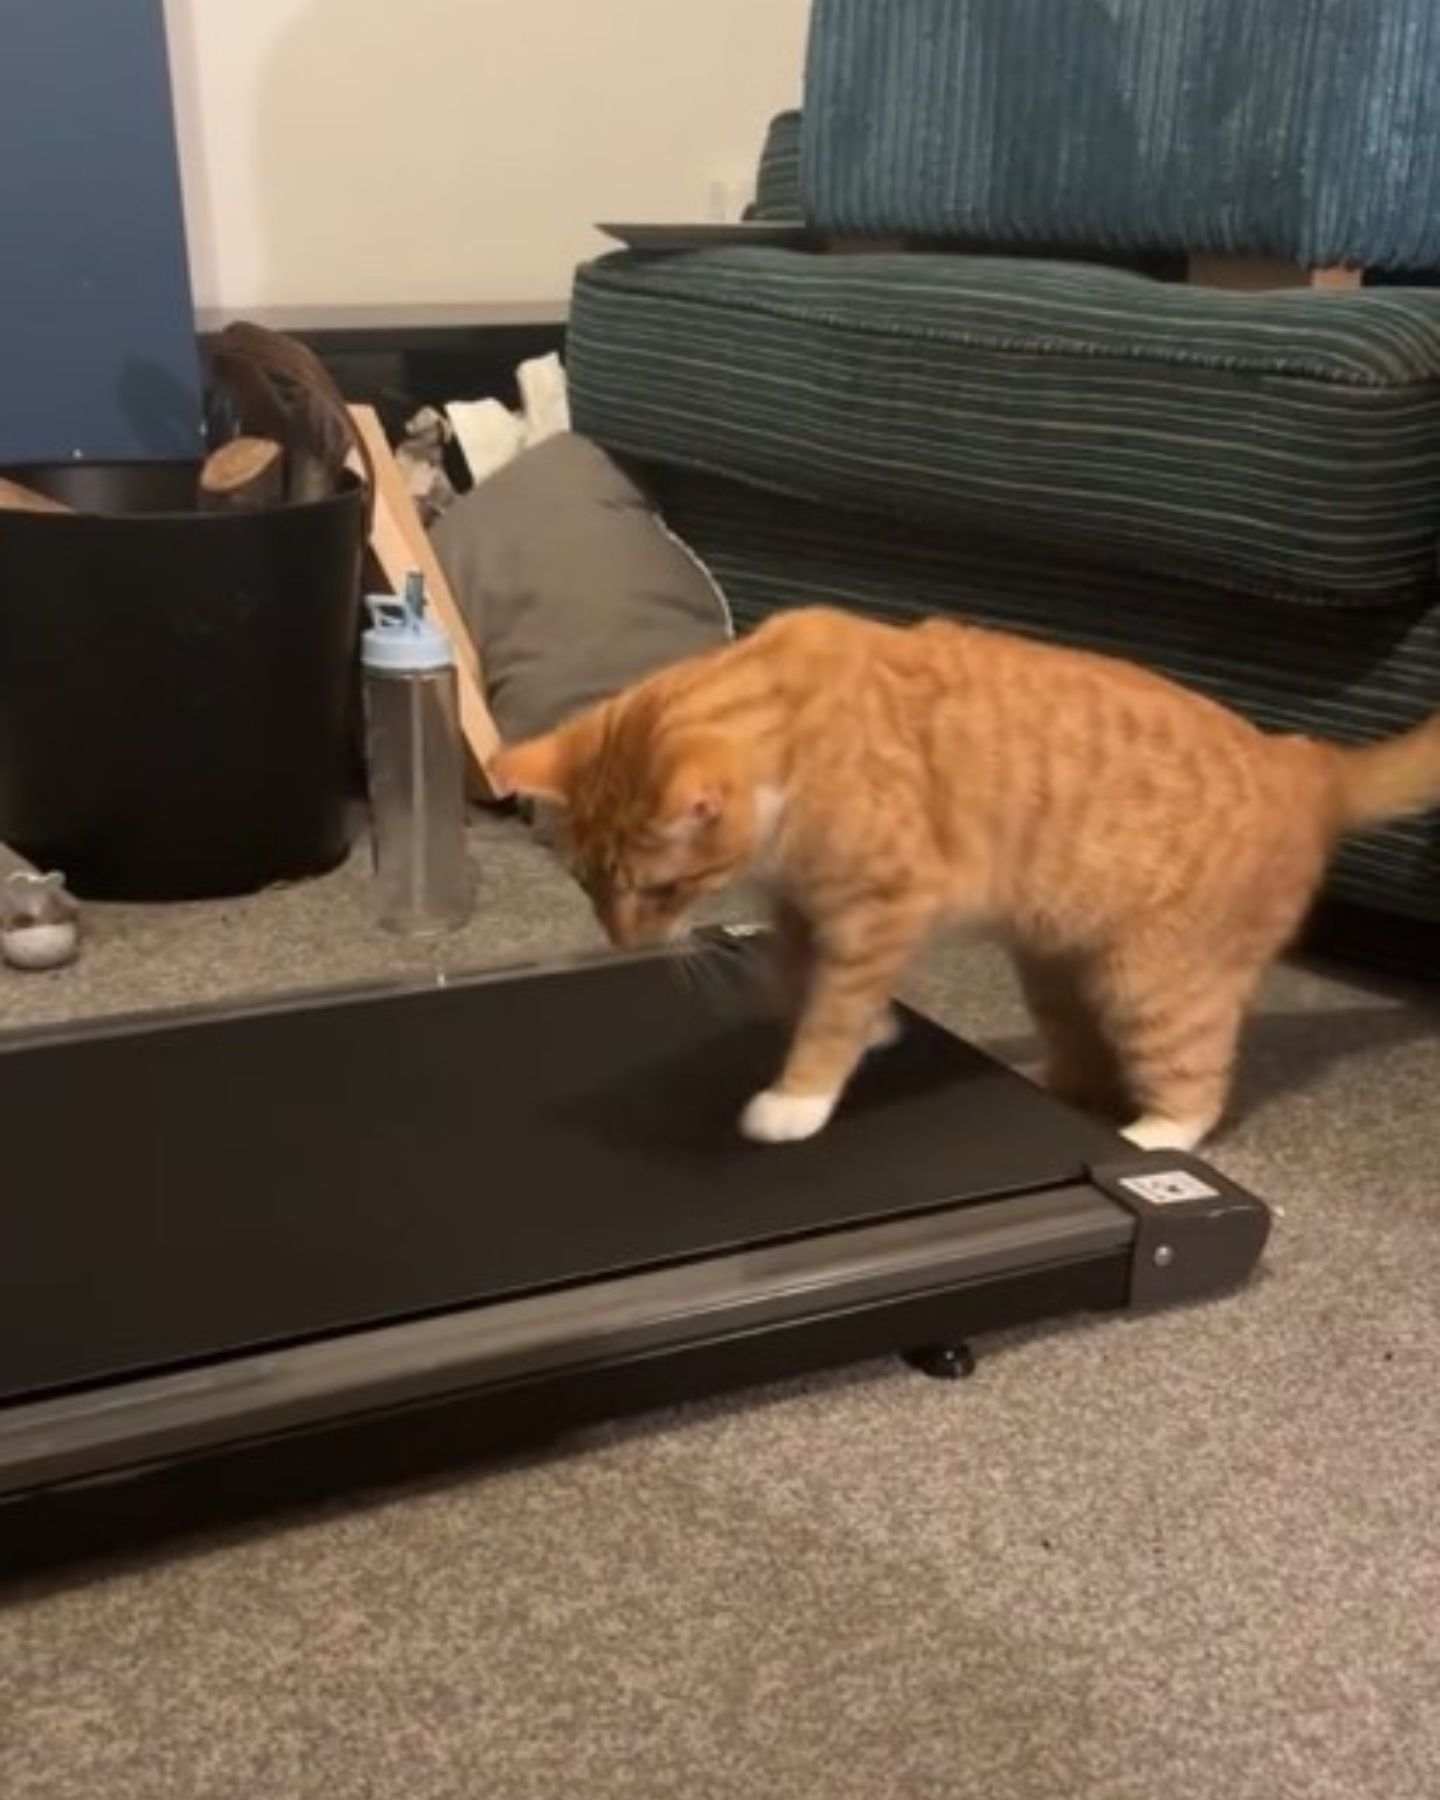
[1012,945,1127,1120]
[1089,940,1258,1153]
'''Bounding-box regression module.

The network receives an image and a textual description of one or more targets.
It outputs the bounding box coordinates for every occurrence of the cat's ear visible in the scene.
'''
[657,738,738,839]
[491,733,568,804]
[657,771,726,840]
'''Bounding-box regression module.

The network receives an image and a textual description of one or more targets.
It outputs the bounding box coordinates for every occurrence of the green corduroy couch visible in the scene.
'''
[568,0,1440,950]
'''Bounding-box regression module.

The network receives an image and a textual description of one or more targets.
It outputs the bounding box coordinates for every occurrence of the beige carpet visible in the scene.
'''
[2,814,1437,1800]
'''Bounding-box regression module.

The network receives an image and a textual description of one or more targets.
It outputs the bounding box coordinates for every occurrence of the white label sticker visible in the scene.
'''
[1119,1170,1220,1207]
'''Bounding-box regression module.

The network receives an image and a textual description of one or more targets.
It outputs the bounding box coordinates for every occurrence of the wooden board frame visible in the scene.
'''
[1187,255,1364,291]
[347,404,505,799]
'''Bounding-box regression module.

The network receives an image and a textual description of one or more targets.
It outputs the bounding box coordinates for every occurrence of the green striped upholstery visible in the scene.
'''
[749,111,803,222]
[643,469,1440,928]
[804,0,1440,271]
[570,248,1440,607]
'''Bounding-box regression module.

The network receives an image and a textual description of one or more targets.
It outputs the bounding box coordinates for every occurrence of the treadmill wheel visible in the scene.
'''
[903,1342,977,1381]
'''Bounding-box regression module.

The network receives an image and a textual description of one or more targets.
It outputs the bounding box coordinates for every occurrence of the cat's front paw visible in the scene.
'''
[740,1088,838,1144]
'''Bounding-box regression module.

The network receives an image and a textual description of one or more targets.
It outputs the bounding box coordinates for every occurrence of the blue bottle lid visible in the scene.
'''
[361,570,455,672]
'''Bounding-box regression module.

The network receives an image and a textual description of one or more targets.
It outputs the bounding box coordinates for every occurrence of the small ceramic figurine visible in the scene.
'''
[1,853,81,971]
[395,405,458,526]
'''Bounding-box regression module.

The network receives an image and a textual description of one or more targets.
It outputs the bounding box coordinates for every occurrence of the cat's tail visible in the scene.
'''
[1333,712,1440,832]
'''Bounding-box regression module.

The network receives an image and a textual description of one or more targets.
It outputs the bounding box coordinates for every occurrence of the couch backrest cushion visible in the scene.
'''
[750,111,804,222]
[803,0,1440,270]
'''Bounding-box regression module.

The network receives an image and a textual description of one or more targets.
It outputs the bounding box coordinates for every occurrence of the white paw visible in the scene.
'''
[1121,1114,1213,1153]
[740,1089,838,1144]
[866,1007,902,1052]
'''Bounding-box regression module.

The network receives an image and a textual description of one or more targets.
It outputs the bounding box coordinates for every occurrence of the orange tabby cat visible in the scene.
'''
[494,607,1440,1151]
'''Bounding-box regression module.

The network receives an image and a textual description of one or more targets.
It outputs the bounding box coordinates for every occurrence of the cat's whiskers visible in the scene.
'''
[671,931,738,1016]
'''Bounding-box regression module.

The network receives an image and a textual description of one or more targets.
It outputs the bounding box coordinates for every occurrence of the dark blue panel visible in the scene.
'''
[0,0,202,462]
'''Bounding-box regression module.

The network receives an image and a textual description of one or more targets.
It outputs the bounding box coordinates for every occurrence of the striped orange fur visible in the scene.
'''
[495,607,1440,1149]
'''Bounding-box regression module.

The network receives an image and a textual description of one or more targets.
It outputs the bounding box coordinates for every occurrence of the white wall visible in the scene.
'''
[163,0,810,315]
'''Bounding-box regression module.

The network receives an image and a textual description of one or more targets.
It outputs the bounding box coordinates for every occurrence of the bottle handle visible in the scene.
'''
[365,571,427,636]
[364,596,410,635]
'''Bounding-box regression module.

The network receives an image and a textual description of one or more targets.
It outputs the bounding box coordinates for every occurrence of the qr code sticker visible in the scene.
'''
[1119,1170,1220,1206]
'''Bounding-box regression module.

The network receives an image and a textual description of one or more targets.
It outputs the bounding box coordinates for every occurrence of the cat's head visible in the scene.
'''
[493,691,763,947]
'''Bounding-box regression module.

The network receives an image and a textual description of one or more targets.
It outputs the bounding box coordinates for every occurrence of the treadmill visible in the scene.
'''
[0,925,1269,1573]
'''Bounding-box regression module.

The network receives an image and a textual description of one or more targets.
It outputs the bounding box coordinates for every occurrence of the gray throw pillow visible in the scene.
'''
[430,432,732,748]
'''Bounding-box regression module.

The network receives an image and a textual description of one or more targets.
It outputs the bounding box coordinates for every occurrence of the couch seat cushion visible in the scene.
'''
[570,248,1440,606]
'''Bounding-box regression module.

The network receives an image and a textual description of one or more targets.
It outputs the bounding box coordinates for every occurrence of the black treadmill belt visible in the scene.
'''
[0,939,1116,1405]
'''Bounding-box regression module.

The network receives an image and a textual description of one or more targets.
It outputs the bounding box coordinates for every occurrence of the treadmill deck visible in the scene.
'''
[0,931,1118,1406]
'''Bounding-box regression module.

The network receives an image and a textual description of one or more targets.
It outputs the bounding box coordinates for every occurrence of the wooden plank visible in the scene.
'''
[1188,254,1366,292]
[0,476,71,514]
[1309,266,1364,292]
[1188,254,1305,290]
[347,404,505,798]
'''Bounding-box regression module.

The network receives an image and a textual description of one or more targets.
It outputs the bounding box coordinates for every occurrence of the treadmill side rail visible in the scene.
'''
[0,1184,1128,1503]
[1090,1154,1272,1309]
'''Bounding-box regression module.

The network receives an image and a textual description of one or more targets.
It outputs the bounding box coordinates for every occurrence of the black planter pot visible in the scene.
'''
[0,462,365,901]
